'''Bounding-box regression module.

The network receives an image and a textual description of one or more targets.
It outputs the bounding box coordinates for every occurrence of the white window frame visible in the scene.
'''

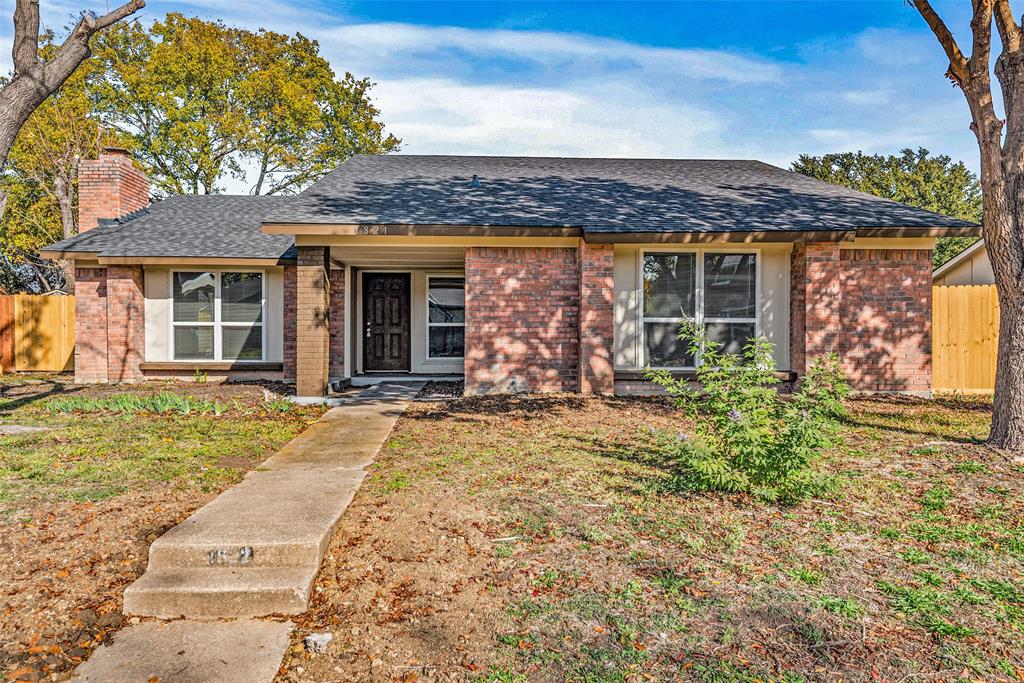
[425,274,466,360]
[170,269,267,362]
[639,248,761,370]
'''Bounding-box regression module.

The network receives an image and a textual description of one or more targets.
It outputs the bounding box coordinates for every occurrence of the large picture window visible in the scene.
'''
[172,271,264,361]
[427,276,465,358]
[642,251,758,368]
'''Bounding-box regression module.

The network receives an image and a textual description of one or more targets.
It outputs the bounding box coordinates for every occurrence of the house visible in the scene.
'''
[933,239,990,286]
[41,149,979,398]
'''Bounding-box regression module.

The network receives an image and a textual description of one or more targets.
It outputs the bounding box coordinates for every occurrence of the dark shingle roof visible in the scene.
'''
[44,155,978,260]
[44,195,296,260]
[268,155,978,233]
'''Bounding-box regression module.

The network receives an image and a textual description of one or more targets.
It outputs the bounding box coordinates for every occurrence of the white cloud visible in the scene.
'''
[372,77,742,159]
[319,22,783,85]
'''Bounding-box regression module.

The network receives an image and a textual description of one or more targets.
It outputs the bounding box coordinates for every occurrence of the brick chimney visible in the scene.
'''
[77,147,149,232]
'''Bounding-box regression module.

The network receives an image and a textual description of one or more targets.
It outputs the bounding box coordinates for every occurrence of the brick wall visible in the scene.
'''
[578,241,615,394]
[74,268,109,382]
[106,266,145,383]
[283,266,296,382]
[329,268,345,380]
[295,247,329,396]
[791,244,932,393]
[464,246,579,394]
[839,249,932,393]
[78,149,149,232]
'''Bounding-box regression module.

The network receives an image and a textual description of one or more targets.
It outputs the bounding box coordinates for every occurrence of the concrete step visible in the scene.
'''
[123,565,318,618]
[145,468,365,569]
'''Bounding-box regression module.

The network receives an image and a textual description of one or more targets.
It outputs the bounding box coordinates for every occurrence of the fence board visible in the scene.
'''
[0,296,13,373]
[932,285,999,393]
[12,295,75,372]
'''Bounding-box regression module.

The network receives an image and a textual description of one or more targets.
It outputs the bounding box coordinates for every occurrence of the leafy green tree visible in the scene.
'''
[791,148,981,268]
[90,14,399,196]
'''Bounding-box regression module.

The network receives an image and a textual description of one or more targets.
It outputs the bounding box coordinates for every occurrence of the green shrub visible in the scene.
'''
[645,324,849,505]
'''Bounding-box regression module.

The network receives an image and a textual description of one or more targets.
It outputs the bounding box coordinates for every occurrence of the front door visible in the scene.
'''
[362,273,411,372]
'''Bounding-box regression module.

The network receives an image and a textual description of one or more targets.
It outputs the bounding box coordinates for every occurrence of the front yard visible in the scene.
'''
[2,377,1021,683]
[283,393,1022,682]
[0,377,326,681]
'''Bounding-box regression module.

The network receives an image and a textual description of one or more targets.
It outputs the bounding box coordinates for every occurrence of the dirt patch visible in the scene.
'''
[0,484,216,680]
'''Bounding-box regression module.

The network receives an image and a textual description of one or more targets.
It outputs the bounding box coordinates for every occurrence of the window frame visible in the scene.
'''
[169,269,267,363]
[639,248,761,370]
[425,274,466,360]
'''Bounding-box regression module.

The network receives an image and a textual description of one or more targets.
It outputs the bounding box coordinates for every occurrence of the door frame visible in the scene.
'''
[357,270,412,373]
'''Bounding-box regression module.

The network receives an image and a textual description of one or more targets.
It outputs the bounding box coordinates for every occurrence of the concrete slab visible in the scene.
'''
[123,381,423,619]
[70,619,291,683]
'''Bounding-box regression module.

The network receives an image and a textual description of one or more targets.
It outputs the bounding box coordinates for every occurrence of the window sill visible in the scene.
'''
[140,362,284,372]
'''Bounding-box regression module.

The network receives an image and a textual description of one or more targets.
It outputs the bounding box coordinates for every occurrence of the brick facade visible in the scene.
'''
[78,148,149,232]
[283,266,297,382]
[295,247,330,396]
[578,241,615,394]
[791,243,932,393]
[328,269,345,380]
[464,246,580,394]
[838,249,932,393]
[106,266,145,383]
[74,268,109,382]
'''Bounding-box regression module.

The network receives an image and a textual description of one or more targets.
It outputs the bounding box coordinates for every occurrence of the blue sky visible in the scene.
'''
[3,1,985,176]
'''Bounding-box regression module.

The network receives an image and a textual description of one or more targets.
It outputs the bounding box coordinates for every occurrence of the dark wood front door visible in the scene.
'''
[362,273,411,372]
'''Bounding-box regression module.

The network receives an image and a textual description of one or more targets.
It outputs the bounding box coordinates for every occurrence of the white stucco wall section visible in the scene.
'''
[143,266,285,363]
[613,244,792,372]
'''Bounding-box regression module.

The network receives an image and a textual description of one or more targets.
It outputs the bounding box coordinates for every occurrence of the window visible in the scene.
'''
[172,271,264,361]
[427,276,465,358]
[642,251,758,368]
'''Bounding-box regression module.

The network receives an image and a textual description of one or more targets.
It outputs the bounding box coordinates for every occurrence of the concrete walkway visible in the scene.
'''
[72,382,424,682]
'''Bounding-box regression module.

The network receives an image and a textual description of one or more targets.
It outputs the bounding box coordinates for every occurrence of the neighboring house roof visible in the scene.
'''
[42,155,979,261]
[268,155,979,234]
[932,238,986,281]
[43,195,297,261]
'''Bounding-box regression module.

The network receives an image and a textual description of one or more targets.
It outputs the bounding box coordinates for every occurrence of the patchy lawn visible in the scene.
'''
[282,394,1023,683]
[0,376,325,682]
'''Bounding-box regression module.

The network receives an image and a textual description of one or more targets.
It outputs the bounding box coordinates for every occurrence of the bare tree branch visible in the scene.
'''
[911,0,971,85]
[994,0,1020,51]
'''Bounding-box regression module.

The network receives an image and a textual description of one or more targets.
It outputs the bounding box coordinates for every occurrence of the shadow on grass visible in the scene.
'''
[0,379,83,416]
[842,396,990,445]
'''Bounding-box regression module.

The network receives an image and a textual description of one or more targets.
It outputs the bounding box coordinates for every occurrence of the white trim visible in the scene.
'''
[169,269,266,362]
[932,239,985,280]
[425,274,466,360]
[638,247,761,370]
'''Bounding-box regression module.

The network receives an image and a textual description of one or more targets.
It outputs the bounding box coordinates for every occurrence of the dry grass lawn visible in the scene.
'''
[282,393,1022,683]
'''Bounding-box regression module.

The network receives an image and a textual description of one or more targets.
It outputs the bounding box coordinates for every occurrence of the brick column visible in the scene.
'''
[74,268,109,383]
[106,265,145,383]
[283,266,297,382]
[329,268,345,380]
[791,243,841,375]
[295,247,329,397]
[578,240,614,394]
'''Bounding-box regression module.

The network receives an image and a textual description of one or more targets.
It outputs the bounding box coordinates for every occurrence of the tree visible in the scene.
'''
[0,0,144,217]
[792,148,982,268]
[911,0,1024,453]
[0,35,126,292]
[90,14,399,196]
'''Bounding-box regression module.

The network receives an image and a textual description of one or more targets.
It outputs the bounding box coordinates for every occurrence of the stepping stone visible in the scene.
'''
[70,619,290,683]
[0,425,51,435]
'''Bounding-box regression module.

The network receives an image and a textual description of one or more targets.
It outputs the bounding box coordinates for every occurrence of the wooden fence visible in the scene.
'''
[0,295,75,373]
[932,285,999,393]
